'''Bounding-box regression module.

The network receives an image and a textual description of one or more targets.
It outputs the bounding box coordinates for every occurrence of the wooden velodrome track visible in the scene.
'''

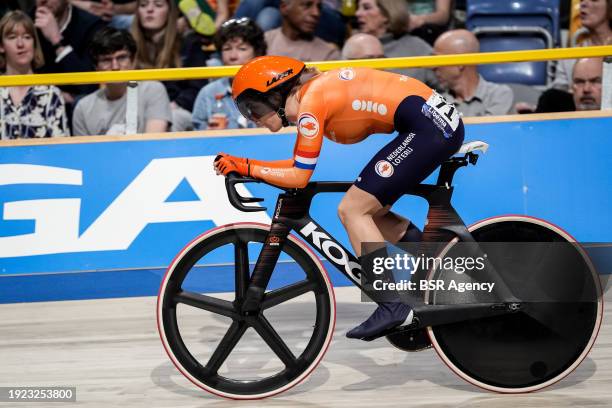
[1,283,611,408]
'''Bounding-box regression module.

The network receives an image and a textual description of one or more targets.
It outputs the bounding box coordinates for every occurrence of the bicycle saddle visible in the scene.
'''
[456,140,490,155]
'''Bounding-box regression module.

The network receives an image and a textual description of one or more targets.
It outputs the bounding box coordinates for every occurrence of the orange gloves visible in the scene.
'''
[213,153,250,177]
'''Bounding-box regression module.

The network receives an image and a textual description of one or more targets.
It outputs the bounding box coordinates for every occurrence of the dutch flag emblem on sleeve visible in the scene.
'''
[294,150,319,170]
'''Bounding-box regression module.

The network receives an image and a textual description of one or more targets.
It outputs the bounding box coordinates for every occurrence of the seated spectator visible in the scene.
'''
[433,29,514,116]
[341,32,384,59]
[264,0,341,61]
[407,0,452,45]
[32,0,107,98]
[192,17,266,130]
[572,57,603,111]
[0,11,68,139]
[553,0,612,90]
[72,27,171,135]
[233,0,346,46]
[70,0,137,30]
[355,0,436,85]
[132,0,207,131]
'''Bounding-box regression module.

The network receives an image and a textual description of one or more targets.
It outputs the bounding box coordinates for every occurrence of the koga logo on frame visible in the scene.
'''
[300,222,361,280]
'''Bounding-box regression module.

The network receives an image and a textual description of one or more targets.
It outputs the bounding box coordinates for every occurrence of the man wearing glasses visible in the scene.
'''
[72,27,171,136]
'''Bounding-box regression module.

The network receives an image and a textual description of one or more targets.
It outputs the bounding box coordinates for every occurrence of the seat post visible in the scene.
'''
[436,153,479,187]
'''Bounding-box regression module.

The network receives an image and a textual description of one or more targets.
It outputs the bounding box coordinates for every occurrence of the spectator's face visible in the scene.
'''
[36,0,67,17]
[580,0,609,30]
[96,49,135,72]
[138,0,170,32]
[433,65,462,90]
[281,0,322,35]
[432,40,464,89]
[572,59,603,111]
[0,23,35,69]
[355,0,388,37]
[221,37,255,66]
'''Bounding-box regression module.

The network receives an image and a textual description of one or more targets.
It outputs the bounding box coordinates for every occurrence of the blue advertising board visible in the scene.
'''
[1,114,611,302]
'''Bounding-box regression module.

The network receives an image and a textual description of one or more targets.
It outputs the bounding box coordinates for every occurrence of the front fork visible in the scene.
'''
[240,221,291,313]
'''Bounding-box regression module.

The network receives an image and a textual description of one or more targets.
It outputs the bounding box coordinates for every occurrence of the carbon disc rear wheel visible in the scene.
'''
[426,216,602,392]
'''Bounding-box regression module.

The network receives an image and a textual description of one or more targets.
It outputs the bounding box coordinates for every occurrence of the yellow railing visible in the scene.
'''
[0,46,610,87]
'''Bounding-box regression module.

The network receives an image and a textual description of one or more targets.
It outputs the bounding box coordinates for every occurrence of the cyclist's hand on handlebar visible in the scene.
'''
[213,153,250,177]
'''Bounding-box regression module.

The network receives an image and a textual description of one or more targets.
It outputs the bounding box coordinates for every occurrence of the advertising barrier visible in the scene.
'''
[1,113,611,302]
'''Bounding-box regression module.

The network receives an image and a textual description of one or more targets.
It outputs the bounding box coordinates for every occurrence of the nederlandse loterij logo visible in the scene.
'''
[375,160,394,177]
[352,99,388,116]
[338,68,355,81]
[298,113,319,138]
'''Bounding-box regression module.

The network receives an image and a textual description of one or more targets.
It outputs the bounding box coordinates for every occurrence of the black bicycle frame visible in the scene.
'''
[231,153,521,327]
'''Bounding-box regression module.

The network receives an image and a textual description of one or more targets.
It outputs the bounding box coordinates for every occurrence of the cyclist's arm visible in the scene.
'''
[248,159,312,188]
[248,110,325,188]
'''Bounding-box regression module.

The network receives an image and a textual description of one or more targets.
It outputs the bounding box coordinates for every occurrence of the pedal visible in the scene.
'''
[360,317,421,342]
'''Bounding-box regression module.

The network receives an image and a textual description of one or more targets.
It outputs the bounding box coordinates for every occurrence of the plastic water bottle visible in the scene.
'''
[209,93,228,129]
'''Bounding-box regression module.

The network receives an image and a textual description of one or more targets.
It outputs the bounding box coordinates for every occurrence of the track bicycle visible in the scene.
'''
[157,140,603,399]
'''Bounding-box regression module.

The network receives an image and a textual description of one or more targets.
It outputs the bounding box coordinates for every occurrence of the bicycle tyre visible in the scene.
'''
[157,222,336,399]
[426,216,603,392]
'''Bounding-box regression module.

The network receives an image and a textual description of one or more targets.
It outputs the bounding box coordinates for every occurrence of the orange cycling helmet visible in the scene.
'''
[232,55,306,127]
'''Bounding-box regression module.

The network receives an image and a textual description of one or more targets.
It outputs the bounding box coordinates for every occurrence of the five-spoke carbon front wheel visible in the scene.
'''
[157,223,335,399]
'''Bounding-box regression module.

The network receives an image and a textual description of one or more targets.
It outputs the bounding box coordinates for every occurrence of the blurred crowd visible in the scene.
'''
[0,0,609,138]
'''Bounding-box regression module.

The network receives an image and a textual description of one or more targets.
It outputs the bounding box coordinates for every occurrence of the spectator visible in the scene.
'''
[341,32,384,59]
[553,0,612,90]
[192,17,266,130]
[233,0,346,46]
[407,0,452,45]
[264,0,341,61]
[0,11,68,139]
[132,0,207,130]
[32,0,107,98]
[433,29,514,116]
[70,0,137,29]
[72,27,171,135]
[355,0,436,85]
[132,0,181,68]
[572,57,603,111]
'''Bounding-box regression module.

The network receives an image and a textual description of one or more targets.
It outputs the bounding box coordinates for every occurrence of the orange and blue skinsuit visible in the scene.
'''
[217,67,464,206]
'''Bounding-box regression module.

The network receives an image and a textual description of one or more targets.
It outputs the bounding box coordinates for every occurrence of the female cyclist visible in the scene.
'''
[213,55,465,340]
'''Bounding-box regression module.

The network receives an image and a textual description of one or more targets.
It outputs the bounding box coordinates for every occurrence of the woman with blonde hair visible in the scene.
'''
[355,0,437,86]
[132,0,206,130]
[0,10,68,139]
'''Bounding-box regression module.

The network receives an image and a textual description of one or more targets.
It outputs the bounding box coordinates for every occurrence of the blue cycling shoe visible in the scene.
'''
[346,302,414,340]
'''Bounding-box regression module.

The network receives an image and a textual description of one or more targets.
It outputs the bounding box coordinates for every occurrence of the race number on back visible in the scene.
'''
[421,91,460,139]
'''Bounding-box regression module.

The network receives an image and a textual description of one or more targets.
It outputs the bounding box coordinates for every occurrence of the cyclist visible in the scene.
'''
[214,55,464,340]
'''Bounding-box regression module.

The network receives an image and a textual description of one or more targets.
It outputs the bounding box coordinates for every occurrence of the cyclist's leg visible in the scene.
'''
[337,185,386,257]
[371,208,422,243]
[344,94,465,339]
